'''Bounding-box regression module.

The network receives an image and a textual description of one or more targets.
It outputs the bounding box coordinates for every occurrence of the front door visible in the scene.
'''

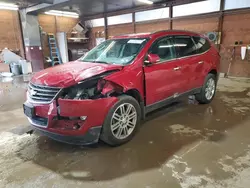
[144,36,183,106]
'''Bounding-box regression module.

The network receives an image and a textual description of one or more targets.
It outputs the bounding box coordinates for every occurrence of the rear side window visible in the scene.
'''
[174,36,197,58]
[192,36,211,54]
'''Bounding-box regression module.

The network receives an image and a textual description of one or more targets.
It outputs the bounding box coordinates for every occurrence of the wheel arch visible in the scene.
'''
[209,69,217,76]
[124,89,145,120]
[208,69,218,83]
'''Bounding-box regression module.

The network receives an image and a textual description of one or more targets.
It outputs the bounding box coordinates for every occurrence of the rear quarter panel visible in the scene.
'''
[198,47,220,86]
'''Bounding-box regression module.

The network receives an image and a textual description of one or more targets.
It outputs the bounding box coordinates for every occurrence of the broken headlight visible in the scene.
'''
[61,79,102,100]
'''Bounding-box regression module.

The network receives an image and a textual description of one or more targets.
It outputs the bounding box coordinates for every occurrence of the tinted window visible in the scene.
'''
[149,37,175,61]
[174,36,197,57]
[193,36,211,54]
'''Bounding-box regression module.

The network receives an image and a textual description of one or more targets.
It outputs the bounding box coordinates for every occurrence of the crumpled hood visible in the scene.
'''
[31,61,122,88]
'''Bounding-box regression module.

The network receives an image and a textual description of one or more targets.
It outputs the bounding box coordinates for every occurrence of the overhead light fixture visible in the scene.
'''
[138,0,153,5]
[0,2,18,10]
[45,10,79,18]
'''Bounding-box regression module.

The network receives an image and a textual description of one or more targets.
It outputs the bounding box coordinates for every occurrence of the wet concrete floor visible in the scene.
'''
[0,75,250,188]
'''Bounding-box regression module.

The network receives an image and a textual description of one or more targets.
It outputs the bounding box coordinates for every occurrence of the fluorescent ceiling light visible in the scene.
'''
[138,0,153,5]
[45,10,79,18]
[0,3,18,10]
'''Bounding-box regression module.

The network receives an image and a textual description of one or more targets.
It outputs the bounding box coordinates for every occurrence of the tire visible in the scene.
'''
[195,73,217,104]
[100,95,141,146]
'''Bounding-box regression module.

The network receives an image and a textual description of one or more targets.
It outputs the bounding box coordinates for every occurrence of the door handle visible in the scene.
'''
[173,67,181,71]
[198,61,204,64]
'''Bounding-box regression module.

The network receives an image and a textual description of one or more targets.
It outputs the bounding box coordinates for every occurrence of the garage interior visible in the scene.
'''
[1,0,250,187]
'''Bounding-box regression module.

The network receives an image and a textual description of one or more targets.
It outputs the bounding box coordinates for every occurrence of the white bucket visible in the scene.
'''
[19,60,29,75]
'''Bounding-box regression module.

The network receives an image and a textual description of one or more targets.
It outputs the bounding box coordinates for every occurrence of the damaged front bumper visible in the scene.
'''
[24,97,118,145]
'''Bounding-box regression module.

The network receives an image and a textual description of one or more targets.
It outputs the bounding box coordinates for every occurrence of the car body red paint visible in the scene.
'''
[31,61,123,87]
[24,30,220,145]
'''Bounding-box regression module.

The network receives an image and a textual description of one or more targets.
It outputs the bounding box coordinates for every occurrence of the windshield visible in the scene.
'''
[80,38,148,65]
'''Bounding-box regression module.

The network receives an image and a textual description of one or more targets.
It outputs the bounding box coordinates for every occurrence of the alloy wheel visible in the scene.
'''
[111,103,137,140]
[205,78,215,100]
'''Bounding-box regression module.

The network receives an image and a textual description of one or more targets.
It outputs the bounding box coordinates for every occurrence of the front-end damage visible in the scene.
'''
[60,71,124,101]
[27,71,125,145]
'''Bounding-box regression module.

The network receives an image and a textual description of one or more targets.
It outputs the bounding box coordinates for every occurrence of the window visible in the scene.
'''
[193,37,211,54]
[85,18,105,27]
[81,38,148,65]
[149,37,175,62]
[135,7,169,22]
[225,0,250,10]
[173,0,220,17]
[174,36,197,57]
[108,14,132,25]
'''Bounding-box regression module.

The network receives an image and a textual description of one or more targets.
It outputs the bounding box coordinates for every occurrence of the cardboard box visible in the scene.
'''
[0,63,10,73]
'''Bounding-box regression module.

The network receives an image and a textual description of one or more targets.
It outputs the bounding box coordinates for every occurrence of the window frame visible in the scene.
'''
[192,36,211,55]
[173,35,198,59]
[147,36,177,64]
[171,35,211,60]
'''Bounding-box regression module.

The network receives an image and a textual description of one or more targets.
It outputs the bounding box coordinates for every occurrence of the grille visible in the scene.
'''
[28,82,61,103]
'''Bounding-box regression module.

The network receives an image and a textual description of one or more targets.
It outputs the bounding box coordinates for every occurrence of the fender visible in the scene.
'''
[104,66,145,99]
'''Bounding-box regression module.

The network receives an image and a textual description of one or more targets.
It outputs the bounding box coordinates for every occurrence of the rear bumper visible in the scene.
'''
[34,126,102,145]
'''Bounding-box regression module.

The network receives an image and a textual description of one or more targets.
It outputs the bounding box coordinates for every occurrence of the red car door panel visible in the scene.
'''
[144,60,183,105]
[143,36,183,106]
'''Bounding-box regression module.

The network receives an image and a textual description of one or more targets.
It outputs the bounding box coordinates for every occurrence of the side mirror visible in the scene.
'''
[145,54,160,65]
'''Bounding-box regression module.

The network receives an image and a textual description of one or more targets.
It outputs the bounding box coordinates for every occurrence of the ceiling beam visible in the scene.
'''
[25,0,71,14]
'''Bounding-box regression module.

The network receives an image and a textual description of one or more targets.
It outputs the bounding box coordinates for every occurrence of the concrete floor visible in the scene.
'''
[1,75,250,188]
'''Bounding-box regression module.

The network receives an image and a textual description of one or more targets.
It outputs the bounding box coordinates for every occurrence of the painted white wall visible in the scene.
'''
[56,32,68,63]
[225,0,250,10]
[135,7,169,22]
[173,0,221,17]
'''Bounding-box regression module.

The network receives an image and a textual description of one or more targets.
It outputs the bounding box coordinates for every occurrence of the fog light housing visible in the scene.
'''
[80,116,87,121]
[73,123,81,130]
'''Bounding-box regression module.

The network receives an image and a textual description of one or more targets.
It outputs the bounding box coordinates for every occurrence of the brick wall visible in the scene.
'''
[136,19,170,33]
[108,23,134,38]
[173,16,219,33]
[89,26,105,49]
[0,10,24,57]
[220,13,250,77]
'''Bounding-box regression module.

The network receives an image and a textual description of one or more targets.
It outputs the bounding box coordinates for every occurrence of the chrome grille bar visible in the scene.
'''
[28,82,61,103]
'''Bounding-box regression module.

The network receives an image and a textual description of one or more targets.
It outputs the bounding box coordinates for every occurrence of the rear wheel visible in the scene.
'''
[196,73,217,104]
[100,95,141,146]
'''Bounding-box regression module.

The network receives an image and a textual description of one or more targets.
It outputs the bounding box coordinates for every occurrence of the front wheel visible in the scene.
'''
[195,73,217,104]
[100,95,141,146]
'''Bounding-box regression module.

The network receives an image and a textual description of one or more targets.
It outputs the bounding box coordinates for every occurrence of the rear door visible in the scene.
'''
[144,36,183,105]
[173,35,201,92]
[192,36,212,87]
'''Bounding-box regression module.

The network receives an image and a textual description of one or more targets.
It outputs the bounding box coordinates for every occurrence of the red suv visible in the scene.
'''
[24,30,220,146]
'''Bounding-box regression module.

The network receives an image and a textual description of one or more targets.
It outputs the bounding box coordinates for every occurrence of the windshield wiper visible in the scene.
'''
[94,61,110,64]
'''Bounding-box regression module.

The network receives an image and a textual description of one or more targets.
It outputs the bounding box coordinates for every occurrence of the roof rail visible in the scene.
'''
[151,30,201,35]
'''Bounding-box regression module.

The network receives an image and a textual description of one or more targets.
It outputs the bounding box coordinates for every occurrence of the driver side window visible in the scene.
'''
[149,37,176,62]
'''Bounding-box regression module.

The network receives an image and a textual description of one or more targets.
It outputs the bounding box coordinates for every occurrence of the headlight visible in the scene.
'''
[61,79,102,100]
[60,78,123,100]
